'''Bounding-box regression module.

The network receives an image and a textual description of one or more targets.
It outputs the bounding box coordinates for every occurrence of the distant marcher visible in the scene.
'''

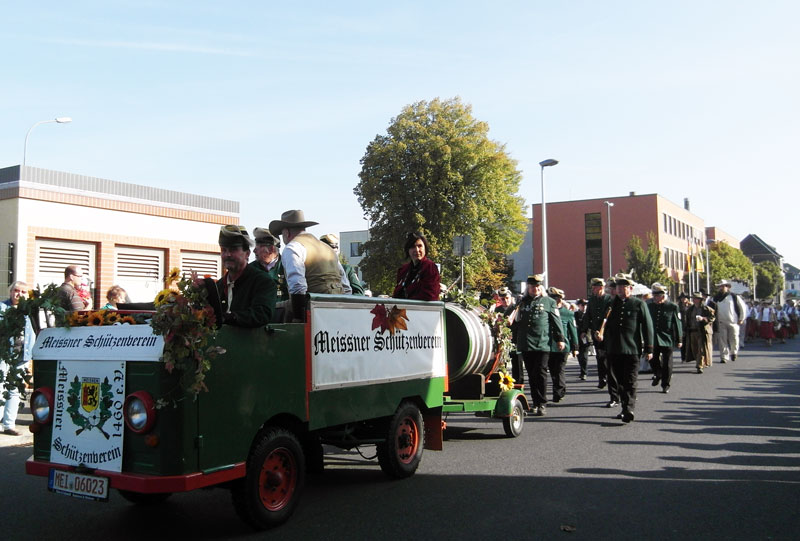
[547,287,579,403]
[758,300,776,346]
[392,232,440,301]
[574,299,590,380]
[56,265,85,311]
[320,233,365,295]
[685,292,715,373]
[603,273,654,423]
[647,283,682,393]
[0,282,36,436]
[712,280,746,362]
[102,285,128,310]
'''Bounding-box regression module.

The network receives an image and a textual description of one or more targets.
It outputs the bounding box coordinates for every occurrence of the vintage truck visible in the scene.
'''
[25,293,527,529]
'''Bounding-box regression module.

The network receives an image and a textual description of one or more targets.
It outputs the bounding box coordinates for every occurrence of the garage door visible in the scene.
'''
[35,239,96,292]
[181,251,221,280]
[114,247,164,304]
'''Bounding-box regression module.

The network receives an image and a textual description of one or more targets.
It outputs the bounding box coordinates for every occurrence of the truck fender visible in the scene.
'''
[493,389,529,417]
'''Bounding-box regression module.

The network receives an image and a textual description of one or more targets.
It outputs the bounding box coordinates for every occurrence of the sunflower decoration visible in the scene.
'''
[498,371,515,392]
[86,311,106,326]
[66,312,88,327]
[165,267,182,286]
[120,315,137,325]
[104,311,122,325]
[154,288,174,307]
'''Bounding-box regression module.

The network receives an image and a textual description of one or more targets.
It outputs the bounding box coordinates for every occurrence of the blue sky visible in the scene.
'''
[2,1,797,265]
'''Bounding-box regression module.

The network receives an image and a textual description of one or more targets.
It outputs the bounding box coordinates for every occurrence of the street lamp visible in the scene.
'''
[23,117,72,167]
[539,158,558,289]
[604,201,614,277]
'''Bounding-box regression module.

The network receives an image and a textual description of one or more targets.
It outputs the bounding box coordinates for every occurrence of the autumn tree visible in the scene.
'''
[755,260,784,300]
[624,231,671,288]
[354,97,527,295]
[700,241,753,286]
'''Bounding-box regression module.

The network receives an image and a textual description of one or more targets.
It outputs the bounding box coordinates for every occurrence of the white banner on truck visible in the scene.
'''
[33,325,164,362]
[310,300,446,390]
[50,360,126,472]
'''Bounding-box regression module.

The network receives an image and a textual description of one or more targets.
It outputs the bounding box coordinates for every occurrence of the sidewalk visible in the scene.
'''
[0,403,34,447]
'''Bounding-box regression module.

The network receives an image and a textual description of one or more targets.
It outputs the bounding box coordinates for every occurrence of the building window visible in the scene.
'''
[663,213,668,232]
[350,242,363,257]
[584,213,603,295]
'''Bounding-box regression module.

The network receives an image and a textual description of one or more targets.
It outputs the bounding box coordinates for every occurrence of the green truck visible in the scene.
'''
[25,294,528,529]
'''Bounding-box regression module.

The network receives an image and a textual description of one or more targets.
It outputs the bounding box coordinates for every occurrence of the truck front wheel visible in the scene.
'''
[232,428,305,530]
[377,401,423,479]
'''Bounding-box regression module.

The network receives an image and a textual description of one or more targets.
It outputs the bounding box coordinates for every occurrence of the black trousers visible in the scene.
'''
[650,346,673,389]
[521,350,550,407]
[548,351,567,400]
[597,347,619,402]
[577,343,589,376]
[511,353,525,386]
[609,353,639,412]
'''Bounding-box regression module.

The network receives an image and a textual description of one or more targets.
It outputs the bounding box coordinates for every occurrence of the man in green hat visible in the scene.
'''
[684,291,715,373]
[581,277,619,407]
[604,273,654,423]
[512,274,565,416]
[647,283,682,393]
[216,225,277,327]
[547,287,579,403]
[249,227,288,302]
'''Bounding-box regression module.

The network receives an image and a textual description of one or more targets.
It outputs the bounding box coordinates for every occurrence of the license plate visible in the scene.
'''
[48,469,109,501]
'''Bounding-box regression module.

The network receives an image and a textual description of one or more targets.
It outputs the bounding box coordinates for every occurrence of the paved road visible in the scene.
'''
[2,338,798,540]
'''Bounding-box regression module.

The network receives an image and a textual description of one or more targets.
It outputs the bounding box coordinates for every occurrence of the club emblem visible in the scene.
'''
[66,376,114,439]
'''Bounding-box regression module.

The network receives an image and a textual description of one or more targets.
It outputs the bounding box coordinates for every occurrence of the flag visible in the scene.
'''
[694,240,704,273]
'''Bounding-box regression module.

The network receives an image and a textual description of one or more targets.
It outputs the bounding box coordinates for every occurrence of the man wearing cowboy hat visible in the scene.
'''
[216,225,277,327]
[320,233,364,295]
[712,279,746,362]
[269,210,351,321]
[684,291,716,372]
[603,273,654,423]
[249,228,288,301]
[647,283,682,393]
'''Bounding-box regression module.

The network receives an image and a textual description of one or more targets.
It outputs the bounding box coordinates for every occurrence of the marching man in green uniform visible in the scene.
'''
[580,277,619,407]
[512,274,565,417]
[604,273,654,423]
[547,287,579,404]
[647,283,682,393]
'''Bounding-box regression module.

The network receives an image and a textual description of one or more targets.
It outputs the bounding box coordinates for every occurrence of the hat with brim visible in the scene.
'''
[498,287,511,298]
[253,227,280,247]
[606,277,616,286]
[547,286,564,298]
[590,277,605,287]
[527,274,544,285]
[614,273,634,286]
[692,292,704,300]
[577,298,587,305]
[716,279,731,288]
[219,225,254,249]
[268,209,319,235]
[651,283,666,294]
[319,233,339,247]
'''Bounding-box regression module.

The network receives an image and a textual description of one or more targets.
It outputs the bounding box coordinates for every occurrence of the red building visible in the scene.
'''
[531,193,706,299]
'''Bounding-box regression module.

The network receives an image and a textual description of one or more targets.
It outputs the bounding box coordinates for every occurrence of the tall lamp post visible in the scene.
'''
[23,117,72,166]
[604,201,614,277]
[539,158,558,289]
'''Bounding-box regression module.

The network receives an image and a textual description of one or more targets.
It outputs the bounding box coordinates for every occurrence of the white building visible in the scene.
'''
[1,165,237,305]
[339,230,369,282]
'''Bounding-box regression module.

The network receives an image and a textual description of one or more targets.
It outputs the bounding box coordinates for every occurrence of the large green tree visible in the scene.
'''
[755,260,784,300]
[624,231,671,288]
[700,241,753,286]
[354,97,527,295]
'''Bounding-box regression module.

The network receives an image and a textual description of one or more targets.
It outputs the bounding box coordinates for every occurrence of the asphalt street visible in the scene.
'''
[2,336,798,540]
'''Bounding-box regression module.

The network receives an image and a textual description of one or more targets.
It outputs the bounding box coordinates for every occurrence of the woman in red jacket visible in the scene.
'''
[392,232,440,301]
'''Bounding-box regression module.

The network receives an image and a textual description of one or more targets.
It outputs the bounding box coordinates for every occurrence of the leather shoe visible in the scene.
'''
[662,386,670,393]
[598,380,607,389]
[534,406,546,416]
[731,354,737,362]
[615,412,623,419]
[605,400,619,408]
[696,368,703,374]
[580,374,587,381]
[3,428,21,436]
[651,376,660,387]
[621,410,635,423]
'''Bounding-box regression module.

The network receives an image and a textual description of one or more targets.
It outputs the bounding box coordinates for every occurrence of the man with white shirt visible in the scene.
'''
[269,209,351,322]
[712,280,746,362]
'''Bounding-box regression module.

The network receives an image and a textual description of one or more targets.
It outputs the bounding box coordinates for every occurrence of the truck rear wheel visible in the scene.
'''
[232,428,305,530]
[377,401,423,479]
[502,396,525,437]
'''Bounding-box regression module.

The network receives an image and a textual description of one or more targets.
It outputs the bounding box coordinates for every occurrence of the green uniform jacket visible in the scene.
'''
[513,294,564,353]
[551,305,579,353]
[248,257,288,301]
[343,262,365,295]
[581,293,611,341]
[648,300,683,348]
[604,295,654,356]
[217,264,277,328]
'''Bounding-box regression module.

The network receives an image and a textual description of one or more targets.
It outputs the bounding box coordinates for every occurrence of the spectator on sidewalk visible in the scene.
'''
[1,281,35,436]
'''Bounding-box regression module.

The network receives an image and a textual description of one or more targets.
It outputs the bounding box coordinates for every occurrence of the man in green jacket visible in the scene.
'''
[250,227,288,301]
[604,273,654,423]
[581,277,618,407]
[647,283,682,393]
[547,287,579,404]
[512,275,565,416]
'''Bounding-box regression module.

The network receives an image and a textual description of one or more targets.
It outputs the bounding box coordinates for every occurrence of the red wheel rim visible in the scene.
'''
[258,447,297,511]
[395,416,420,464]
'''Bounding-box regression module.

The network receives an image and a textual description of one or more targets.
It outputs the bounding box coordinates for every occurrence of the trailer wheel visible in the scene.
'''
[232,428,305,530]
[502,397,525,438]
[377,401,423,479]
[117,490,171,505]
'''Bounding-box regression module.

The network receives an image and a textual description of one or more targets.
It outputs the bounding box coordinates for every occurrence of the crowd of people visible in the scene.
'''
[491,274,795,424]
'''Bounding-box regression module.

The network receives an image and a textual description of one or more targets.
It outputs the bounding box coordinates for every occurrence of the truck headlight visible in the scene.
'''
[31,387,54,425]
[124,391,156,434]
